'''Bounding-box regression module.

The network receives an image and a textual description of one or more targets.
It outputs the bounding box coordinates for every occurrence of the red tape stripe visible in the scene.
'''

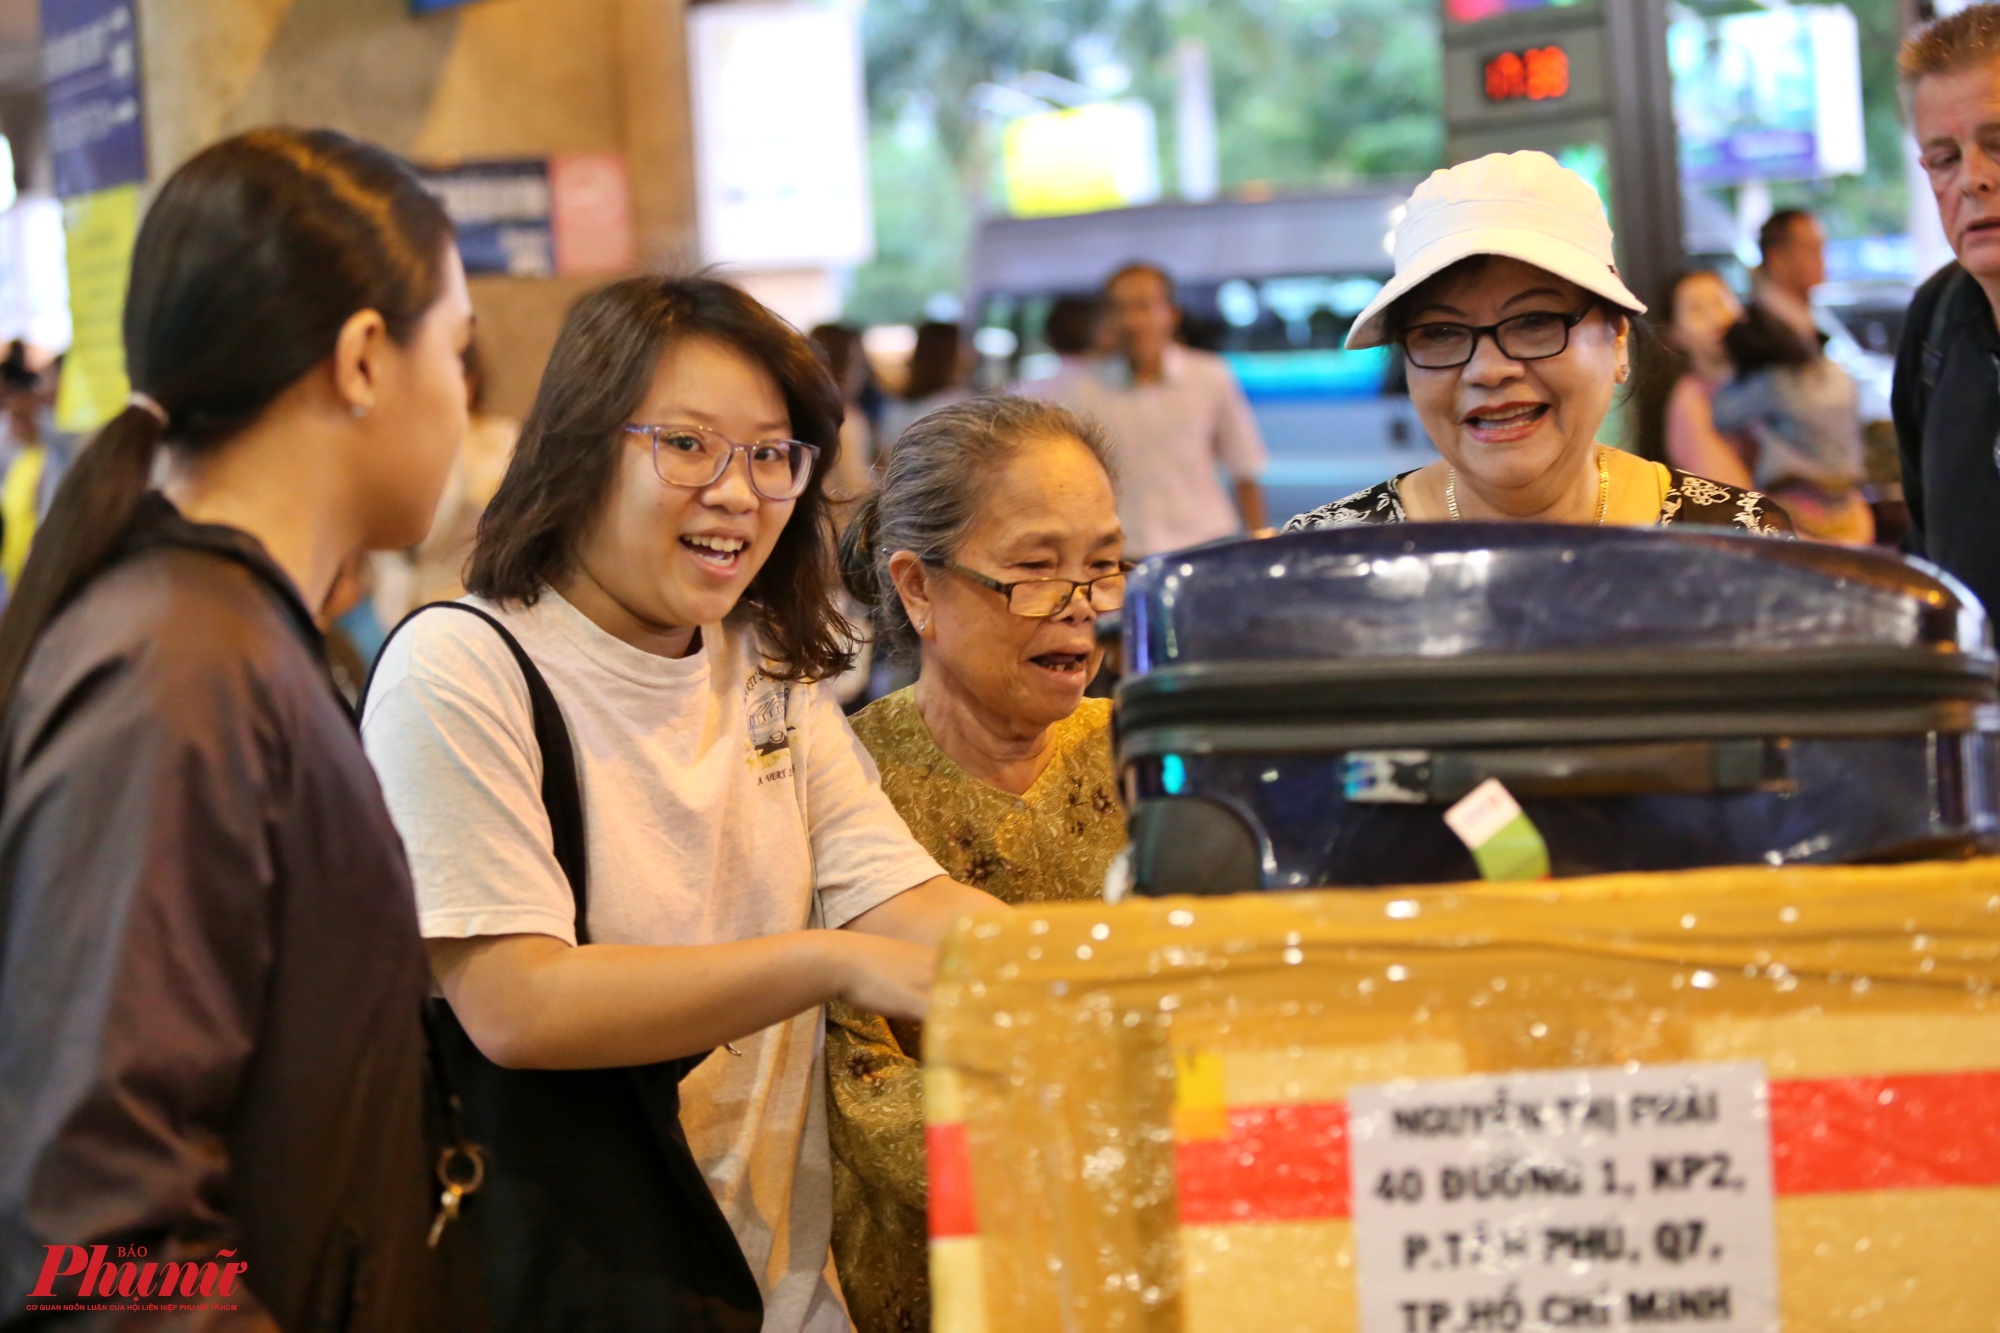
[928,1121,979,1238]
[1178,1101,1353,1225]
[1771,1070,2000,1195]
[1175,1069,2000,1227]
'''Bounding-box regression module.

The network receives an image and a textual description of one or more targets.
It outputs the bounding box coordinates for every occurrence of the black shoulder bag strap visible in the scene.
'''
[364,602,590,935]
[362,602,763,1333]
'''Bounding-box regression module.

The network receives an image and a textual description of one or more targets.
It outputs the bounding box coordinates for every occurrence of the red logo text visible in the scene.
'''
[26,1244,247,1303]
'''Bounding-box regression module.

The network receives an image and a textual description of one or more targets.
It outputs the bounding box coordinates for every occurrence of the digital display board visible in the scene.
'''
[1483,44,1571,103]
[1441,0,1683,340]
[1442,26,1603,128]
[1446,0,1588,23]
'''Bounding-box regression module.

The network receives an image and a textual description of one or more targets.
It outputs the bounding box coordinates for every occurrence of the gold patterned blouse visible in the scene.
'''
[827,687,1124,1333]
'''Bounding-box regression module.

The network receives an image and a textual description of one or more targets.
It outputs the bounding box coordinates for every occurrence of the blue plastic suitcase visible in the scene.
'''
[1115,524,2000,893]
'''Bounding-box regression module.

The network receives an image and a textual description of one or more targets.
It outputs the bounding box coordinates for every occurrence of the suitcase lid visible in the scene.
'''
[1119,526,1999,755]
[1124,524,1992,674]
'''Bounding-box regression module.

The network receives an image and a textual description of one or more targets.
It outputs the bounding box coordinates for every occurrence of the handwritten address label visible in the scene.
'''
[1348,1062,1778,1333]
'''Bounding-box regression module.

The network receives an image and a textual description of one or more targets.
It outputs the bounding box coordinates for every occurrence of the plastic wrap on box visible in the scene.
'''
[924,861,2000,1331]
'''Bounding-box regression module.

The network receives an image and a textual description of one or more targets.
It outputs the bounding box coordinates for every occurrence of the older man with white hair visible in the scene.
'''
[1894,2,2000,615]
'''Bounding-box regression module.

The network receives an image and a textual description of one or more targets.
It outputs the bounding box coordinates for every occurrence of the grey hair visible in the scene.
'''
[1899,3,2000,117]
[838,394,1116,660]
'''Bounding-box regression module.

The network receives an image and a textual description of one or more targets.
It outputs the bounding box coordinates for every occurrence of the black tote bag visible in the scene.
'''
[366,603,763,1333]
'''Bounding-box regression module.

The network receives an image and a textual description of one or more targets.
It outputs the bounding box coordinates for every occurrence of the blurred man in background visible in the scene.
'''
[1713,207,1874,544]
[1016,294,1101,400]
[1062,262,1268,557]
[1895,4,2000,613]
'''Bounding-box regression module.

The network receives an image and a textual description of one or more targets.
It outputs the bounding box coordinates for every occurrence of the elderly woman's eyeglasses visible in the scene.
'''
[1398,304,1596,371]
[621,423,820,501]
[929,558,1135,619]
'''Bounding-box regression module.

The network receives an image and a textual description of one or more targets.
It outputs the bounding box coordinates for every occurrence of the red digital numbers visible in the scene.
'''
[1483,45,1571,103]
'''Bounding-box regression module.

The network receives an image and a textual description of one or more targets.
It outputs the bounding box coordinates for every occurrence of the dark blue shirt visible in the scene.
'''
[1892,262,2000,620]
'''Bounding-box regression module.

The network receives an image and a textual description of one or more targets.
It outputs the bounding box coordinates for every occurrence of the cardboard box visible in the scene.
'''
[925,862,2000,1331]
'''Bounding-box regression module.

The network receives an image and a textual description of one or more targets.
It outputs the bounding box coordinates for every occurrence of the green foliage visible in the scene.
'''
[849,0,1444,323]
[1187,0,1443,189]
[845,114,975,328]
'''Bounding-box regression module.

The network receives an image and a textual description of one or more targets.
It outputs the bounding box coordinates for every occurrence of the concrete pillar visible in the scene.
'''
[135,0,697,417]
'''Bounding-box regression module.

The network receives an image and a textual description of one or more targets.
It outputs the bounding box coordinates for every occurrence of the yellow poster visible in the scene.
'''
[1002,101,1159,219]
[55,184,140,434]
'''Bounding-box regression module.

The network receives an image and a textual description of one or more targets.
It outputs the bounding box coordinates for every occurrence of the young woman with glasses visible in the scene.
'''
[827,396,1128,1333]
[360,275,1000,1332]
[1288,152,1790,534]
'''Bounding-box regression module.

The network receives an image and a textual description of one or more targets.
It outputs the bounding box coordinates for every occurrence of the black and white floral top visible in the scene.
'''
[1285,465,1794,535]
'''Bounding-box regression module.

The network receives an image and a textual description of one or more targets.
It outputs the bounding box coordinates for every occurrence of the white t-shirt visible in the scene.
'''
[361,591,944,1333]
[1062,344,1268,557]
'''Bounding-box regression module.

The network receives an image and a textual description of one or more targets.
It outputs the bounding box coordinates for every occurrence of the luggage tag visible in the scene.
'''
[1442,778,1550,881]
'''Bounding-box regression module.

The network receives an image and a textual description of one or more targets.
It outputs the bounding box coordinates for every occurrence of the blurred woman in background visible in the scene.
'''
[1636,269,1754,489]
[0,128,473,1328]
[829,395,1127,1333]
[0,341,67,603]
[877,320,972,447]
[808,322,879,522]
[810,322,888,707]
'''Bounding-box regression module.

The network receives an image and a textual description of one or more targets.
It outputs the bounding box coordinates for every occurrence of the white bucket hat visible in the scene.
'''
[1346,150,1646,351]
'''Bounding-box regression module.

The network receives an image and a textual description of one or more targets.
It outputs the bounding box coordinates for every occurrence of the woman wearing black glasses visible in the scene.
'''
[828,395,1128,1333]
[361,275,999,1332]
[1288,151,1789,534]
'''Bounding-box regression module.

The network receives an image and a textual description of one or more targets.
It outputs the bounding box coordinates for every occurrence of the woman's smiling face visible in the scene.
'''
[1400,255,1627,500]
[566,335,798,650]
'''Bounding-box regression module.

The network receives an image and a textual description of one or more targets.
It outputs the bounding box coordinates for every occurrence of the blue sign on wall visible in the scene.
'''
[411,0,486,12]
[42,0,147,199]
[417,160,555,277]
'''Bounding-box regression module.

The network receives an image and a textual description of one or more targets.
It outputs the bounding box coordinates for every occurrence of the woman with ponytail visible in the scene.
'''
[0,128,474,1326]
[825,396,1127,1333]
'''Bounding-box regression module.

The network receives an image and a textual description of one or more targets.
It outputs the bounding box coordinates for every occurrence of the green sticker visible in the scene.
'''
[1466,811,1551,881]
[1444,779,1552,881]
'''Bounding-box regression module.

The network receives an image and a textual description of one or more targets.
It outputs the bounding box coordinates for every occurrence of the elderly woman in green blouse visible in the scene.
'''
[831,395,1127,1333]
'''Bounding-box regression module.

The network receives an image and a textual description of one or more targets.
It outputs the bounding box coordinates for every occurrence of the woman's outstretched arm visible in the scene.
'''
[431,926,935,1071]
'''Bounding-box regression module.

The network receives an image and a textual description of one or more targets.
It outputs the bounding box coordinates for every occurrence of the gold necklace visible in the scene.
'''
[1446,447,1610,524]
